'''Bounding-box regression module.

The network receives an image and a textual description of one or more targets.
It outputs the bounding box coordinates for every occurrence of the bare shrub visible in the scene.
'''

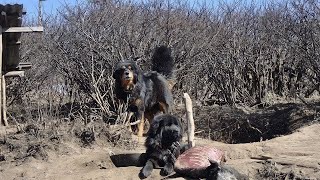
[258,161,300,180]
[5,0,320,147]
[14,0,320,110]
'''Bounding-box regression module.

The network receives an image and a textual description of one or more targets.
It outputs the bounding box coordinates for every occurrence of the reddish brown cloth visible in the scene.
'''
[174,146,226,178]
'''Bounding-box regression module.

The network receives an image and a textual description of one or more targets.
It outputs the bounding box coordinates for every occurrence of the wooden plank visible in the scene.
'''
[2,76,7,126]
[17,62,32,70]
[2,26,44,33]
[4,71,25,77]
[19,62,31,65]
[7,41,21,45]
[17,65,32,70]
[0,28,2,126]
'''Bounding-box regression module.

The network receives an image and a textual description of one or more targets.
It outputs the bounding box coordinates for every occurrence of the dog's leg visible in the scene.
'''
[161,163,174,176]
[144,112,154,134]
[170,141,181,158]
[161,143,180,176]
[126,112,134,133]
[139,159,154,178]
[135,98,145,138]
[159,101,169,114]
[167,79,176,91]
[137,113,145,137]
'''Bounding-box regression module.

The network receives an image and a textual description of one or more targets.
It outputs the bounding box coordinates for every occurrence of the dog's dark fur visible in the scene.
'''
[152,45,175,89]
[206,161,249,180]
[139,114,183,178]
[151,46,174,79]
[113,46,174,136]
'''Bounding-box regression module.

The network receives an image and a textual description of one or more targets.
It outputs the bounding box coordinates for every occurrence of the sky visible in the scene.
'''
[0,0,261,21]
[0,0,80,20]
[0,0,221,18]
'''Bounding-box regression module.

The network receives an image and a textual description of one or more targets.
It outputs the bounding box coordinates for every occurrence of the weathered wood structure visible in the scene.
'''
[0,4,43,127]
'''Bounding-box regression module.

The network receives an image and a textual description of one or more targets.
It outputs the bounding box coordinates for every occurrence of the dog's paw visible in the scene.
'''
[160,163,174,176]
[164,150,176,163]
[170,141,180,152]
[139,168,152,179]
[139,160,153,179]
[170,152,177,162]
[139,171,150,179]
[170,141,181,159]
[162,152,176,163]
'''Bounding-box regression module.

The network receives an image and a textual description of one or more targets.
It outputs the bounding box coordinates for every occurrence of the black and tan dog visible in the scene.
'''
[140,114,183,178]
[113,46,174,137]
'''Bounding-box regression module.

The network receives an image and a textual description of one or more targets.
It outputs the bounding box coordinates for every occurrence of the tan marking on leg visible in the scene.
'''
[134,98,142,105]
[159,101,168,113]
[137,113,144,137]
[167,79,176,90]
[144,112,154,134]
[127,112,134,133]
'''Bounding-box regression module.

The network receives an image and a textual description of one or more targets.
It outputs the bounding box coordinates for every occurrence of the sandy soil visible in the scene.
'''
[197,123,320,179]
[0,122,319,180]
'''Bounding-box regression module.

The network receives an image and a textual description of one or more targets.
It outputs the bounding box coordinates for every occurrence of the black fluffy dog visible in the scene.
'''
[113,46,174,137]
[139,114,183,178]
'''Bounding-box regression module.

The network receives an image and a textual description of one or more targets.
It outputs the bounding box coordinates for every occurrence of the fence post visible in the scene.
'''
[0,26,3,126]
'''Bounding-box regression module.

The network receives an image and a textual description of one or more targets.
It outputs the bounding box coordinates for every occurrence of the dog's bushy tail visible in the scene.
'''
[151,46,174,79]
[151,46,175,89]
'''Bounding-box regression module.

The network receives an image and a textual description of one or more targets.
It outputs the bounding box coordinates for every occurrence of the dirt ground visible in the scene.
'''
[0,103,320,180]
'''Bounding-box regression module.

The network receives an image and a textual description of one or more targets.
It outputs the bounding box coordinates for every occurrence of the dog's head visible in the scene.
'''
[148,114,183,147]
[113,60,141,91]
[161,118,183,143]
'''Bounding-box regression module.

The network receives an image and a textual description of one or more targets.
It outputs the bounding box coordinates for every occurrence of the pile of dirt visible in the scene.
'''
[190,103,320,143]
[0,126,56,164]
[0,116,137,168]
[0,102,319,179]
[0,123,319,179]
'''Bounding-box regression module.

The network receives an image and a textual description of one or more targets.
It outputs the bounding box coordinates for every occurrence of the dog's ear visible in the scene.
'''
[133,73,138,83]
[129,61,139,71]
[112,69,120,79]
[148,119,160,137]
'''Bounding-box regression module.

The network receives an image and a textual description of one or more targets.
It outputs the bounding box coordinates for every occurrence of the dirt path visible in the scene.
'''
[1,124,320,180]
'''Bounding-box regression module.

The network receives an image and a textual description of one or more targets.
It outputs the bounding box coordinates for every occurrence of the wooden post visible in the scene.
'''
[38,0,43,26]
[0,26,2,127]
[2,75,7,126]
[2,27,44,33]
[183,93,195,147]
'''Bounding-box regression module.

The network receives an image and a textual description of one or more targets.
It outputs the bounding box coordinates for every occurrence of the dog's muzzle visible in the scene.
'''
[123,69,133,80]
